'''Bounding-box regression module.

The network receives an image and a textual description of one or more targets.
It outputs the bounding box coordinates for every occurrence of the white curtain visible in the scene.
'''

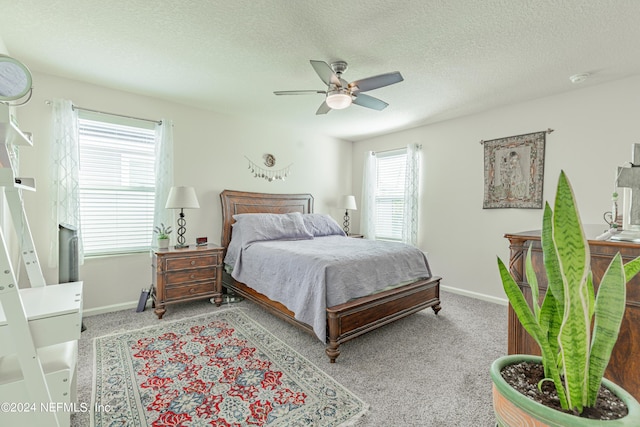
[360,151,377,239]
[153,119,174,242]
[49,99,83,268]
[402,143,421,246]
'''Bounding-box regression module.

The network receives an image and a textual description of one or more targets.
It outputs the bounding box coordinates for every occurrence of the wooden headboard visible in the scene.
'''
[220,190,314,249]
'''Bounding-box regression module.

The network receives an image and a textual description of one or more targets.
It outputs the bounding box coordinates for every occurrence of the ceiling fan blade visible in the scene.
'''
[316,100,332,115]
[352,93,388,111]
[310,60,340,86]
[349,71,403,92]
[274,90,326,95]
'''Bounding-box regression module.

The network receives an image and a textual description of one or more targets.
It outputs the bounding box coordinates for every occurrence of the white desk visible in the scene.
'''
[0,282,83,357]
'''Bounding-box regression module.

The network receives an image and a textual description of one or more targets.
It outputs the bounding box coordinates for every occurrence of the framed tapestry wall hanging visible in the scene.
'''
[482,130,547,209]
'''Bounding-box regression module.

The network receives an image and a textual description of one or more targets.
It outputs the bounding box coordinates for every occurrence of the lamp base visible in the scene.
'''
[176,211,187,247]
[343,210,351,235]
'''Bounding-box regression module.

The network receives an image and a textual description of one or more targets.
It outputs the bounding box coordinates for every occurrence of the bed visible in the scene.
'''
[219,189,442,362]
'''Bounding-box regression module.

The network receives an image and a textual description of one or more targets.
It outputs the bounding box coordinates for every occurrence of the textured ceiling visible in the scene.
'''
[1,0,639,141]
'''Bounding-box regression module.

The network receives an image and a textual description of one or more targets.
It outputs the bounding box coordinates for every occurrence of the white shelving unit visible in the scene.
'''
[0,104,83,427]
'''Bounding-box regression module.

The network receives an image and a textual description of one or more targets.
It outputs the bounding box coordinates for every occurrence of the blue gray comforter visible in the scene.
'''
[230,235,432,342]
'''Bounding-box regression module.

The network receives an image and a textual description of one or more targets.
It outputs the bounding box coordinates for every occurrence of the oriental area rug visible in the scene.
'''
[91,309,367,426]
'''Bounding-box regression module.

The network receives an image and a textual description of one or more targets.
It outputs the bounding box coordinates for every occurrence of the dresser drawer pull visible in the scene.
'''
[189,288,196,293]
[191,260,196,265]
[190,274,195,279]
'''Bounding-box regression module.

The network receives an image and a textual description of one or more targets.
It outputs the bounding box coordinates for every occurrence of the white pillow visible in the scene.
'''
[231,212,314,245]
[302,213,346,237]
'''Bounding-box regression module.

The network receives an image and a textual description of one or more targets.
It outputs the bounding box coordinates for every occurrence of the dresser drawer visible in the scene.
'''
[165,254,220,271]
[165,281,216,300]
[166,267,216,285]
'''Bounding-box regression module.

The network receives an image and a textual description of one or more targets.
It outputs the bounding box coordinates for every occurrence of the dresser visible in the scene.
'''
[152,245,224,319]
[505,225,640,401]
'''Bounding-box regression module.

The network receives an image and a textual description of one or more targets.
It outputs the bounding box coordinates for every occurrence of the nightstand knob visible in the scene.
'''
[190,274,195,279]
[190,260,196,265]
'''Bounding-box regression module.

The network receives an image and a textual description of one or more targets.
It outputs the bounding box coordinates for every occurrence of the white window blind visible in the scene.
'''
[77,112,157,256]
[375,149,407,241]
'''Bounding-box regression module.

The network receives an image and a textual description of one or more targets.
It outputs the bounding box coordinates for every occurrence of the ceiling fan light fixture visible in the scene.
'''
[326,90,352,109]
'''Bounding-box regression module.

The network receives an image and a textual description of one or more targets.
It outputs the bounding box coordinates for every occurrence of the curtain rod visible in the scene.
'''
[73,104,162,125]
[372,144,422,155]
[479,128,553,144]
[44,99,162,125]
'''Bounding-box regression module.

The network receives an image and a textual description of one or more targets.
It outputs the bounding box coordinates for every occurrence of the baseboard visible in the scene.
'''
[441,285,508,306]
[83,286,507,316]
[83,300,140,317]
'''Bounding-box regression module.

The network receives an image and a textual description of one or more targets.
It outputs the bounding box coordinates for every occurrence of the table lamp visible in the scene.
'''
[165,186,200,248]
[339,195,357,235]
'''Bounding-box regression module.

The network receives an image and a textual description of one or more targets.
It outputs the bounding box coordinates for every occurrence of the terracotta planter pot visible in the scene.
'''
[491,355,640,426]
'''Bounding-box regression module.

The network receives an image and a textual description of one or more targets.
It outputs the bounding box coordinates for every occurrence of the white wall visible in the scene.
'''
[11,68,640,310]
[15,72,352,312]
[352,75,640,303]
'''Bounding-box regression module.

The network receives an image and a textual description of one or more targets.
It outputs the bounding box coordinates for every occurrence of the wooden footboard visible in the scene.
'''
[325,276,441,362]
[221,271,441,362]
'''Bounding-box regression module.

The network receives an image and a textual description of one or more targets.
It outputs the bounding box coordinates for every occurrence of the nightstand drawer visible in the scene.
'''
[165,281,216,300]
[165,254,220,271]
[166,267,216,285]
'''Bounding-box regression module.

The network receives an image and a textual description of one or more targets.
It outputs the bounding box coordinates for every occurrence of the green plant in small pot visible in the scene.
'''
[491,171,640,426]
[154,223,172,249]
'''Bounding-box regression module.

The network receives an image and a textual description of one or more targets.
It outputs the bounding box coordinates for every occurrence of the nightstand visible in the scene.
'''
[151,245,223,319]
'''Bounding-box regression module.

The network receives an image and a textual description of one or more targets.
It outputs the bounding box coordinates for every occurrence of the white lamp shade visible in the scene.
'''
[165,186,200,209]
[339,195,357,210]
[326,91,352,110]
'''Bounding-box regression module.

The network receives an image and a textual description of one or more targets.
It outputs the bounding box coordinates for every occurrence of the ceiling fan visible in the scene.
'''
[274,60,403,115]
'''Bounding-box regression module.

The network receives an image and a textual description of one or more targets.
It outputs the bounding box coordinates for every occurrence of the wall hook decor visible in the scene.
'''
[263,153,276,167]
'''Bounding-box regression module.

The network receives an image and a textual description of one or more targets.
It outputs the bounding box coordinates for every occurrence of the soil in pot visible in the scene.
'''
[501,361,627,421]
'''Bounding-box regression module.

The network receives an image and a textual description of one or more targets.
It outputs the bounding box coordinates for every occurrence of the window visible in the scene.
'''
[374,148,407,241]
[77,111,157,256]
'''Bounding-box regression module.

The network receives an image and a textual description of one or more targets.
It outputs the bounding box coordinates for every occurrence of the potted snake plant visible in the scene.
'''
[491,171,640,425]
